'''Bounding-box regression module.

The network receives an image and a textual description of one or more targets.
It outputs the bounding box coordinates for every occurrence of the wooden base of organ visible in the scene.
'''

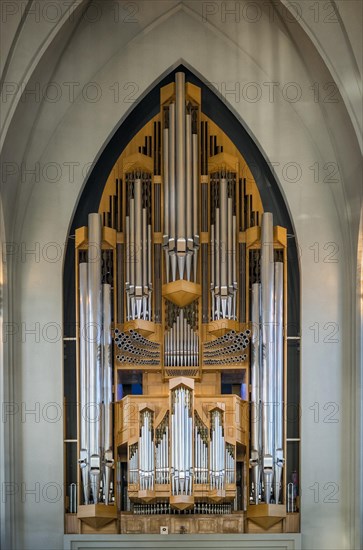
[66,512,300,535]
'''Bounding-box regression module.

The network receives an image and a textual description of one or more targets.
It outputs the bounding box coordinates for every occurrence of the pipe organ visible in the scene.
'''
[70,71,299,535]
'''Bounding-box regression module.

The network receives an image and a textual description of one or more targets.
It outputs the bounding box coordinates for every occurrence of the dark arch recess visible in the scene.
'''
[63,63,300,336]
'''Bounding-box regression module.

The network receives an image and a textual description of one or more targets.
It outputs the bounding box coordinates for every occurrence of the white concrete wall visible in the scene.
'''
[1,1,361,549]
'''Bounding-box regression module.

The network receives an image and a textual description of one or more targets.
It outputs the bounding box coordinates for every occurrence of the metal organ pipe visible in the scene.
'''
[227,192,233,311]
[250,283,261,504]
[215,206,220,319]
[129,189,135,317]
[163,126,170,283]
[168,102,177,282]
[102,284,114,504]
[192,132,199,283]
[274,262,284,503]
[261,212,275,503]
[125,215,131,317]
[79,263,90,504]
[186,110,193,281]
[87,213,102,503]
[142,207,147,318]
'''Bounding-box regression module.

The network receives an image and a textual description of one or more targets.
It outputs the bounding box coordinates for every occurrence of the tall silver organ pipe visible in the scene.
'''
[125,173,152,321]
[171,386,193,495]
[102,284,114,505]
[163,72,199,283]
[139,410,155,490]
[261,212,275,504]
[88,213,102,503]
[210,173,237,320]
[210,409,225,490]
[274,262,284,503]
[250,283,261,504]
[163,125,170,283]
[79,262,90,504]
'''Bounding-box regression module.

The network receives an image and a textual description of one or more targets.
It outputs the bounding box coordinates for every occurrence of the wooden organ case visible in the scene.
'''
[67,72,300,535]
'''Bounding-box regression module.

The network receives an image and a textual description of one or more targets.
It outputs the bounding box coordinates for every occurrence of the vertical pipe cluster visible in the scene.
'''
[139,409,154,490]
[210,172,237,320]
[171,386,193,495]
[155,414,169,484]
[209,409,225,490]
[194,414,208,484]
[78,213,114,505]
[125,172,152,320]
[164,306,199,367]
[225,443,235,484]
[129,443,139,484]
[249,212,284,504]
[163,72,199,283]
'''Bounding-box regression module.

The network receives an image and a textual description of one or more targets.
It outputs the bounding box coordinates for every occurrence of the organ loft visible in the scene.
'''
[64,72,300,535]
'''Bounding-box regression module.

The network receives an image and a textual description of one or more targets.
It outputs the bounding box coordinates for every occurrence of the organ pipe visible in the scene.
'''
[103,283,114,504]
[79,262,90,504]
[261,212,275,503]
[274,262,284,503]
[250,283,261,504]
[88,213,102,503]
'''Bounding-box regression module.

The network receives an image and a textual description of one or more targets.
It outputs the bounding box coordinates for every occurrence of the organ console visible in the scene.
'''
[67,71,299,535]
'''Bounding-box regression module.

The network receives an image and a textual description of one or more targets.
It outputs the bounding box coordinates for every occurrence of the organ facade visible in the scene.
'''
[64,71,299,535]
